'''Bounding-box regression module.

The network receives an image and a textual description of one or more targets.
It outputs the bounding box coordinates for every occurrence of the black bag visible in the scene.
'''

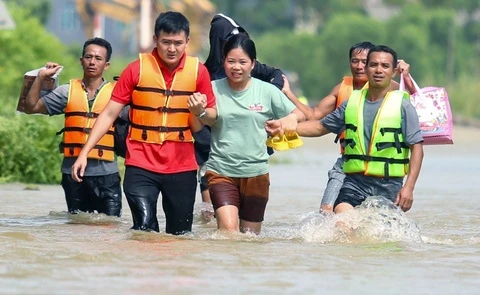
[113,117,129,158]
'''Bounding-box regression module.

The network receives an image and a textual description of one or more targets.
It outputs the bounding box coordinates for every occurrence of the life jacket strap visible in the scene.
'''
[133,86,194,97]
[64,111,100,118]
[130,104,190,113]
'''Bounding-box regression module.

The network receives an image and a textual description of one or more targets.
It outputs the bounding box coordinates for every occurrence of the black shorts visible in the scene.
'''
[334,187,366,209]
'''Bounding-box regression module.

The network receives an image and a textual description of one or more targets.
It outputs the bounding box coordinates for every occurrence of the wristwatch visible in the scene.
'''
[196,110,206,118]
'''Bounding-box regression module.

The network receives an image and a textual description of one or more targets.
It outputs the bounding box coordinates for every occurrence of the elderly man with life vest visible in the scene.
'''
[24,38,122,217]
[284,42,416,213]
[270,45,424,213]
[71,11,216,235]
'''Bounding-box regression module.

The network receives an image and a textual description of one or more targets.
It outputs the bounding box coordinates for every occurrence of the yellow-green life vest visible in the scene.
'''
[343,89,410,178]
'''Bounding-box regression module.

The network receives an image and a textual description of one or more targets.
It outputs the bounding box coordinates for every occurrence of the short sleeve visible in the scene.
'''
[320,100,347,134]
[40,84,69,116]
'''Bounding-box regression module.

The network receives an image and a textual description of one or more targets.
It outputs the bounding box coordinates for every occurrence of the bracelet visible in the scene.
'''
[196,110,206,118]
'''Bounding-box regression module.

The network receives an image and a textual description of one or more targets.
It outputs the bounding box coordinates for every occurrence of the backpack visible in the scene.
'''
[113,116,129,158]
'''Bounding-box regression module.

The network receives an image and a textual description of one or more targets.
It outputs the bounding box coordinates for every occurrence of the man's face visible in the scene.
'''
[366,51,396,89]
[153,31,189,69]
[349,49,368,84]
[80,44,109,78]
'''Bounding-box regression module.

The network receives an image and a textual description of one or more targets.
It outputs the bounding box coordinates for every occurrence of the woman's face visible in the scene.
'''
[223,47,254,85]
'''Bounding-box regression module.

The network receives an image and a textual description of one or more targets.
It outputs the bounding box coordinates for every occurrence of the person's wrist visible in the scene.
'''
[196,109,206,118]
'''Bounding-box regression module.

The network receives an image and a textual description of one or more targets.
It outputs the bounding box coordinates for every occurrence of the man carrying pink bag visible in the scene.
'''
[400,74,454,145]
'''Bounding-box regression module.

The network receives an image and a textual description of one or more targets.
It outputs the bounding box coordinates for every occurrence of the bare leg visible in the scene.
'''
[201,189,211,203]
[215,205,239,232]
[240,220,262,235]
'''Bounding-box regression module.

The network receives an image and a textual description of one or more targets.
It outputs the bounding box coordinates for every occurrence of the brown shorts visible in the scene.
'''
[205,170,270,222]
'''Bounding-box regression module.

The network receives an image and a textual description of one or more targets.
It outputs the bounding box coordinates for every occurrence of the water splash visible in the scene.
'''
[193,202,215,224]
[297,196,423,244]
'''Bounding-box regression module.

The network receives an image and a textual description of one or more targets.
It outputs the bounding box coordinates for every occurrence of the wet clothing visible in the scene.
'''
[196,13,286,190]
[205,170,270,223]
[206,77,295,218]
[321,77,355,208]
[320,157,345,208]
[111,49,215,233]
[41,79,121,216]
[123,166,196,234]
[320,90,423,205]
[193,127,211,192]
[62,173,122,216]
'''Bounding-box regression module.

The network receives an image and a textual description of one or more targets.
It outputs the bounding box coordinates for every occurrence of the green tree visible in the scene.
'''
[0,6,80,183]
[207,0,294,36]
[4,0,51,25]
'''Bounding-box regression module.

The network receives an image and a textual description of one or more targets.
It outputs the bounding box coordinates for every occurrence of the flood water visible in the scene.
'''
[1,127,479,295]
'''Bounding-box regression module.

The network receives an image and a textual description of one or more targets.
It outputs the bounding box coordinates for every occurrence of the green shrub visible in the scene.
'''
[0,114,63,184]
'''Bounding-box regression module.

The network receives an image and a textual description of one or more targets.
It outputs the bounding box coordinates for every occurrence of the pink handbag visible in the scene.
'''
[400,74,454,145]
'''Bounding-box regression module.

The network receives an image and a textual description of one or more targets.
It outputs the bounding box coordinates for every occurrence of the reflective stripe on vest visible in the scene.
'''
[343,89,410,178]
[62,79,115,161]
[129,54,198,144]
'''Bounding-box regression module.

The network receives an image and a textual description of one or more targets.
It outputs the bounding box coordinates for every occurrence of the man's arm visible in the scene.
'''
[393,59,416,94]
[395,142,423,212]
[281,75,314,120]
[296,120,330,137]
[24,63,62,114]
[281,75,340,122]
[312,86,339,121]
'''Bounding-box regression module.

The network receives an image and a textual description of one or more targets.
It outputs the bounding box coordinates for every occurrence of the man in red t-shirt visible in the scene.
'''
[72,11,216,235]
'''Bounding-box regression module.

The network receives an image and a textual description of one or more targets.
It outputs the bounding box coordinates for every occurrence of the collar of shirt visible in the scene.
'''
[81,78,107,99]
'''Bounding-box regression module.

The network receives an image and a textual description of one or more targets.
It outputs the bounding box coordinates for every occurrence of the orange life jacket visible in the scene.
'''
[62,79,115,161]
[335,76,370,153]
[335,76,354,153]
[129,53,198,144]
[336,76,354,108]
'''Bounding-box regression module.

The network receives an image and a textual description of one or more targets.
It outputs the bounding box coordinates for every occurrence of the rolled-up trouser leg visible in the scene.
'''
[321,157,346,208]
[123,166,160,232]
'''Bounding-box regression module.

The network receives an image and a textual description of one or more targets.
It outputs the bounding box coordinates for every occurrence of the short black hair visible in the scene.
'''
[366,45,398,68]
[82,37,112,62]
[349,41,375,60]
[154,11,190,37]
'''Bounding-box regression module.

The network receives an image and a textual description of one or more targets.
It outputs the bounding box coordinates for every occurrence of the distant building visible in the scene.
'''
[45,0,137,56]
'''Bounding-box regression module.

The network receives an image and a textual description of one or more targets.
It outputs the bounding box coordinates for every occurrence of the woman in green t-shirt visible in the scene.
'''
[188,34,305,234]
